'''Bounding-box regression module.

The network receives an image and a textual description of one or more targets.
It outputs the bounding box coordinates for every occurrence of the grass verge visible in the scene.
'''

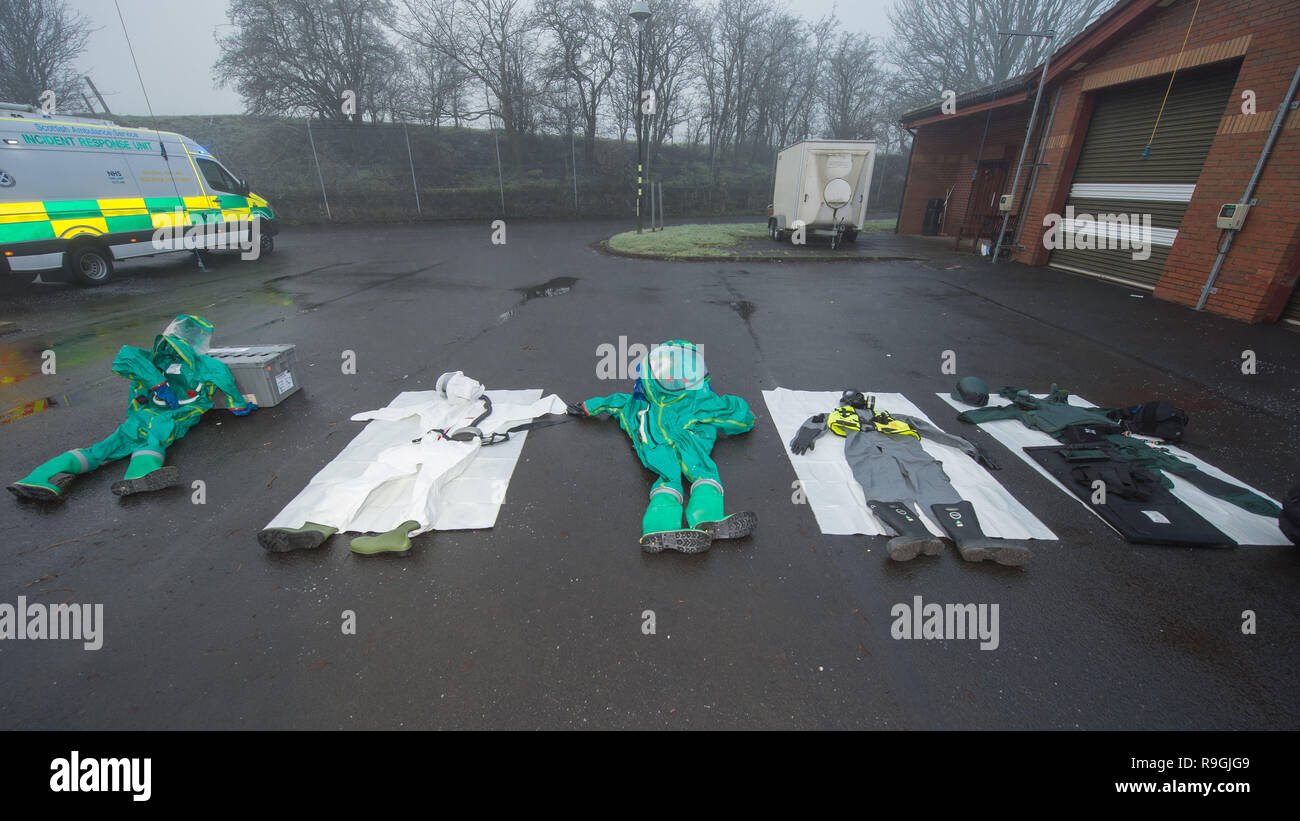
[605,218,897,260]
[606,223,767,258]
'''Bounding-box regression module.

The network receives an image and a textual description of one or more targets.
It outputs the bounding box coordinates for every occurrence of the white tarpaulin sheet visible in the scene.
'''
[936,392,1288,546]
[762,388,1057,540]
[266,389,565,536]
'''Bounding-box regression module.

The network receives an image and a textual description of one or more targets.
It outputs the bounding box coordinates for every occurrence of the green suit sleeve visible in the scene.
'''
[197,354,247,410]
[111,345,166,390]
[702,393,755,435]
[583,393,632,418]
[583,392,636,439]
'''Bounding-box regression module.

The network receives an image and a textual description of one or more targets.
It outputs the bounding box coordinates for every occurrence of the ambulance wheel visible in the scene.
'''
[258,233,275,257]
[66,246,114,287]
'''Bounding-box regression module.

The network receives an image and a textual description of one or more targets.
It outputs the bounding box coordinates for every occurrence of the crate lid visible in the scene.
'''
[208,344,295,361]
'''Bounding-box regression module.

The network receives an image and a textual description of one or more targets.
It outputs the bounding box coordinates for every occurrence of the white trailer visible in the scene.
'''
[767,139,876,249]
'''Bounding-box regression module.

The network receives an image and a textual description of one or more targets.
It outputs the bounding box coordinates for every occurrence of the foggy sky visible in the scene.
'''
[67,0,896,117]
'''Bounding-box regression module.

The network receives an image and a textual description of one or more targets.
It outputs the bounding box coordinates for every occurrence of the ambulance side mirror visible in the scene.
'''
[239,179,250,196]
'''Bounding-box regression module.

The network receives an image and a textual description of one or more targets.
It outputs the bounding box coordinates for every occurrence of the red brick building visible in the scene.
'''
[897,0,1300,325]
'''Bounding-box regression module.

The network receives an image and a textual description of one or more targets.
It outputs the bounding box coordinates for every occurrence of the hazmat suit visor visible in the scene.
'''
[162,316,213,354]
[642,344,708,393]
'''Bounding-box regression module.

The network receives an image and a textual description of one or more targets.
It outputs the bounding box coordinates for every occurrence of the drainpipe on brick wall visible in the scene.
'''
[993,30,1056,263]
[895,127,916,234]
[1013,85,1063,249]
[1195,62,1300,311]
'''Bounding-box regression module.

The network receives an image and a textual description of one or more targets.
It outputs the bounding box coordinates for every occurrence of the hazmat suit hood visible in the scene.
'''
[636,340,710,406]
[160,314,214,357]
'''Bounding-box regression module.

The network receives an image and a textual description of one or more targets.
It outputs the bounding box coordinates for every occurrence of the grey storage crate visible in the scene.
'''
[207,344,301,407]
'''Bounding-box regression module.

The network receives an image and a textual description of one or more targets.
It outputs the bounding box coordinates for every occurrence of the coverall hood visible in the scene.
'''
[637,340,709,405]
[161,314,214,355]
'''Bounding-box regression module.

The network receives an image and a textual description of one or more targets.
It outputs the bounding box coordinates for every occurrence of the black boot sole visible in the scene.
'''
[956,541,1033,566]
[259,528,332,553]
[7,483,64,503]
[640,529,713,554]
[695,511,757,541]
[111,466,181,497]
[887,535,945,561]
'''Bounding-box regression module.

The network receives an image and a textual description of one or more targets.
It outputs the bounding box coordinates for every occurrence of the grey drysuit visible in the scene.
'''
[794,410,992,509]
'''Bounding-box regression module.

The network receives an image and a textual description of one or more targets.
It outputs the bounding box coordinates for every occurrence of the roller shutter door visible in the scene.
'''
[1049,62,1240,288]
[1284,280,1300,325]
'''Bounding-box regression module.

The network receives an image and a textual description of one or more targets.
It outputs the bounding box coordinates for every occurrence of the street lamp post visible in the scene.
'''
[631,2,651,234]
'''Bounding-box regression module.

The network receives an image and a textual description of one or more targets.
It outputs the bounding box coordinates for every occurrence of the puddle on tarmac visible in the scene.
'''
[0,394,70,425]
[499,276,579,322]
[0,341,59,388]
[516,277,578,302]
[709,299,756,321]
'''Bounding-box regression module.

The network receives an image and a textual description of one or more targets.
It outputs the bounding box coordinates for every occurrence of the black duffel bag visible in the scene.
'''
[1281,484,1300,545]
[1107,400,1189,442]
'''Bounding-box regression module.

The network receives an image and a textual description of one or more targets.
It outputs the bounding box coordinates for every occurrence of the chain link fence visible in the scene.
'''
[118,116,799,225]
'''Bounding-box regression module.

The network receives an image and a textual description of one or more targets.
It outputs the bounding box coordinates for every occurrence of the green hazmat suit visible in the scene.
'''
[580,340,757,552]
[8,315,250,501]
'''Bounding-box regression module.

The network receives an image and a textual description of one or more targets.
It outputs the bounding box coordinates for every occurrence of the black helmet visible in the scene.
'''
[840,390,870,409]
[951,376,989,407]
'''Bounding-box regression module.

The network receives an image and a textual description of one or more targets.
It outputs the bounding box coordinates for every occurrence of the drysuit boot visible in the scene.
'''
[640,491,711,554]
[111,451,181,497]
[867,500,945,561]
[351,520,421,556]
[686,482,757,542]
[930,501,1033,566]
[259,522,338,553]
[8,451,89,502]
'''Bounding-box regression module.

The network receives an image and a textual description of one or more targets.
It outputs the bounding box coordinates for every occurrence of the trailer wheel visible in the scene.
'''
[768,219,778,241]
[66,245,114,287]
[844,229,859,244]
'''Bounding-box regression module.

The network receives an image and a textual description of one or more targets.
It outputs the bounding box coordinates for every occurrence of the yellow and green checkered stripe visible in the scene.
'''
[0,195,266,245]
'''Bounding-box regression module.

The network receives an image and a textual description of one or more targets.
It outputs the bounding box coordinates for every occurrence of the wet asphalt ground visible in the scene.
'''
[1,219,1297,730]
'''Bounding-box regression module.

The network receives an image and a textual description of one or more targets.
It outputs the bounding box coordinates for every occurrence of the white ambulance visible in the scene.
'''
[0,103,277,286]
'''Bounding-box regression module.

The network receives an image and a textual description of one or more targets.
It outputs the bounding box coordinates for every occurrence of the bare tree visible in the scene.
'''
[639,0,702,167]
[398,0,542,170]
[0,0,93,109]
[398,39,472,127]
[748,8,829,156]
[886,0,1109,113]
[214,0,403,122]
[536,0,621,163]
[782,14,836,147]
[820,32,881,140]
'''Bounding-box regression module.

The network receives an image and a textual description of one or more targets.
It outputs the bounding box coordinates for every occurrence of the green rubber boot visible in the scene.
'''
[8,450,89,502]
[351,520,422,556]
[640,490,711,554]
[111,450,181,497]
[259,522,338,553]
[686,482,757,541]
